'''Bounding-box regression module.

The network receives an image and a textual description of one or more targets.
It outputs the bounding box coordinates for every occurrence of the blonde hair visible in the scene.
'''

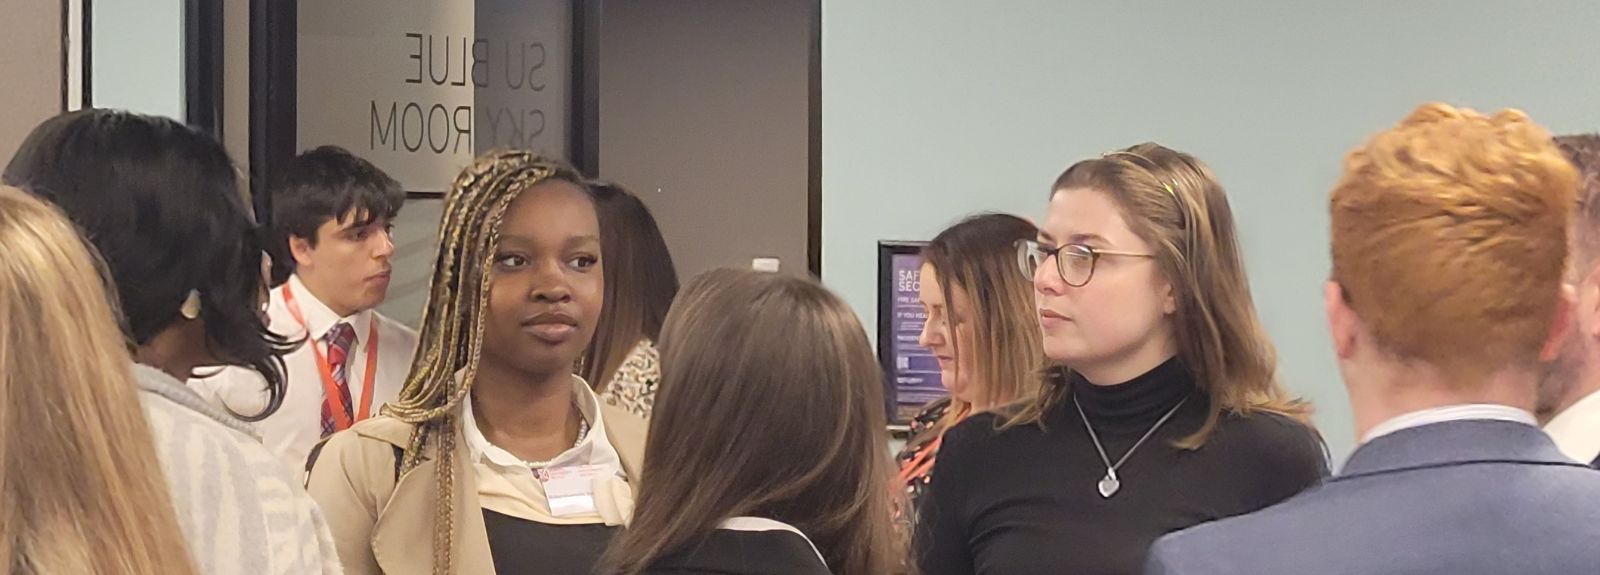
[1333,103,1576,376]
[915,213,1044,445]
[601,269,906,575]
[1008,143,1311,448]
[0,186,196,574]
[379,151,584,575]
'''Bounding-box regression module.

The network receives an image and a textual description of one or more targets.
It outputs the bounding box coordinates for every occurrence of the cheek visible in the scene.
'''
[574,273,605,324]
[955,327,978,368]
[1046,281,1166,356]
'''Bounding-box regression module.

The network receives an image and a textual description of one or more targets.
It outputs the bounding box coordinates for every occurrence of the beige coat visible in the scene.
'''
[305,404,647,575]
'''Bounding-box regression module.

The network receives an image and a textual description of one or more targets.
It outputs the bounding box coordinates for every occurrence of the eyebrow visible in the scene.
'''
[497,233,601,248]
[1068,233,1110,245]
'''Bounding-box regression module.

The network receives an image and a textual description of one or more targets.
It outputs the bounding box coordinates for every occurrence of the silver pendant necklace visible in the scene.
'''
[1073,393,1189,499]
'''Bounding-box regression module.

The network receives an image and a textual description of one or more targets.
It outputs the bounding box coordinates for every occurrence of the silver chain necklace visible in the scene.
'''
[1073,393,1189,499]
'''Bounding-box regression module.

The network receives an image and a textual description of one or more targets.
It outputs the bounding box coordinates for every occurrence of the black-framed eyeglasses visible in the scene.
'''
[1016,239,1155,287]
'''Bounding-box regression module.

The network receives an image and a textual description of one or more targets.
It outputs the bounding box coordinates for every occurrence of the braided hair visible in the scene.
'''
[380,150,584,575]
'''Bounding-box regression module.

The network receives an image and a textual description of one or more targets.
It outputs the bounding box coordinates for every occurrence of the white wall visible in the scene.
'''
[823,1,1600,461]
[92,0,184,118]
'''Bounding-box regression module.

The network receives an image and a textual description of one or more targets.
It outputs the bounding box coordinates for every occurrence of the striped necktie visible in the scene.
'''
[319,322,356,438]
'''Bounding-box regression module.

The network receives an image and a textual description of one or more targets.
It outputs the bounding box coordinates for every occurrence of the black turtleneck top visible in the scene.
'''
[915,358,1328,575]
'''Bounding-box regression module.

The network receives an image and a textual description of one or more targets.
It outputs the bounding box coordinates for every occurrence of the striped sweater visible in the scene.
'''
[134,363,344,575]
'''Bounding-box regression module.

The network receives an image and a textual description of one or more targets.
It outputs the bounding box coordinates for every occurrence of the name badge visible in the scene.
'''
[536,464,608,517]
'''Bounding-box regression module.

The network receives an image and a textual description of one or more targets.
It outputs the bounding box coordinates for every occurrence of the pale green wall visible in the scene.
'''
[92,0,185,119]
[823,1,1600,460]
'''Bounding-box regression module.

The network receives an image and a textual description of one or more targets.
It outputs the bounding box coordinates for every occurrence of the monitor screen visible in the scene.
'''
[878,242,945,424]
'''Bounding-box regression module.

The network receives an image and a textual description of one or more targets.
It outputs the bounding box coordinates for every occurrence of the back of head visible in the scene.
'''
[0,187,196,574]
[2,109,291,417]
[920,212,1043,419]
[582,181,679,390]
[269,145,405,284]
[604,269,903,575]
[1557,133,1600,272]
[1331,103,1576,377]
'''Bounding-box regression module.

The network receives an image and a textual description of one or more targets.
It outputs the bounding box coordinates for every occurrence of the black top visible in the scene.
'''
[482,509,618,574]
[915,358,1328,575]
[644,528,830,575]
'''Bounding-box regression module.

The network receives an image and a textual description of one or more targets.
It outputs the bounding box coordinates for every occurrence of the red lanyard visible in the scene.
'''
[283,282,380,432]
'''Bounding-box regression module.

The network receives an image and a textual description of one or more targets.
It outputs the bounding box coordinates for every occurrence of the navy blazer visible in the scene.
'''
[1146,419,1600,575]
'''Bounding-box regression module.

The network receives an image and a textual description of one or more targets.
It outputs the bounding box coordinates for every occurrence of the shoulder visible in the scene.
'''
[601,403,649,476]
[308,416,415,484]
[139,390,343,573]
[617,340,661,383]
[373,311,420,344]
[933,409,1052,485]
[1208,410,1329,473]
[651,528,829,575]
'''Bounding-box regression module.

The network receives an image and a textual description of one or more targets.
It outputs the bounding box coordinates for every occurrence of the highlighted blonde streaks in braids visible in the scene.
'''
[376,150,580,575]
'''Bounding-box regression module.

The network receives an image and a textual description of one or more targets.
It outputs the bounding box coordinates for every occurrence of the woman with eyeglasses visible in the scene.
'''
[914,143,1328,574]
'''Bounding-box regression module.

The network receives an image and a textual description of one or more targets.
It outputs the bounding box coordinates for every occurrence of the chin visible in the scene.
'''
[1042,339,1088,365]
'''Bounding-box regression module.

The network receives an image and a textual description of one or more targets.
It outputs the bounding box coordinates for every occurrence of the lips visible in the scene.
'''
[523,311,580,344]
[1040,308,1071,326]
[366,268,393,283]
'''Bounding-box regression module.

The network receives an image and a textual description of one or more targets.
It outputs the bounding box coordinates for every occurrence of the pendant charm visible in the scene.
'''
[1098,473,1121,498]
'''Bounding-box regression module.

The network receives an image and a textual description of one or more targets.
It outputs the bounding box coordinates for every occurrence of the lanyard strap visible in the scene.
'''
[283,282,380,431]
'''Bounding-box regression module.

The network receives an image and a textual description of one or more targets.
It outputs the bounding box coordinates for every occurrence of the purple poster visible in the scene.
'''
[890,252,944,421]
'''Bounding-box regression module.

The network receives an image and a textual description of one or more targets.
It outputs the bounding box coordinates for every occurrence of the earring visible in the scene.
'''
[180,289,202,320]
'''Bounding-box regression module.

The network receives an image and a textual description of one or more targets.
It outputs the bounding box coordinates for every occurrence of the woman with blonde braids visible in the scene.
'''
[307,151,648,575]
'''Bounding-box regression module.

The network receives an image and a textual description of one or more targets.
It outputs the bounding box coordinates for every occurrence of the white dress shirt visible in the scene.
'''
[463,374,633,526]
[1544,389,1600,464]
[1362,403,1538,445]
[191,274,419,475]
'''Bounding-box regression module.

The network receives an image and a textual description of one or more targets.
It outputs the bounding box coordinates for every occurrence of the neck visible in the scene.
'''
[1348,361,1536,441]
[1076,345,1177,386]
[295,272,359,318]
[135,326,202,381]
[470,358,581,461]
[1546,362,1600,424]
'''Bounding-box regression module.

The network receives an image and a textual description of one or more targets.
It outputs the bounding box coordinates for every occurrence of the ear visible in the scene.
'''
[1325,281,1359,360]
[1161,281,1177,315]
[1540,283,1578,362]
[288,234,316,270]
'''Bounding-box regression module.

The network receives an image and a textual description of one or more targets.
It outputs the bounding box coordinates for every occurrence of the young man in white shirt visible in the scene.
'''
[1539,133,1600,468]
[194,145,419,474]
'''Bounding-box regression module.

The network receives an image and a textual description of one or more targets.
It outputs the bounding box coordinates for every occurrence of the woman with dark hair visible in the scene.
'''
[897,213,1043,506]
[584,181,679,418]
[3,109,341,574]
[601,269,906,575]
[306,151,648,575]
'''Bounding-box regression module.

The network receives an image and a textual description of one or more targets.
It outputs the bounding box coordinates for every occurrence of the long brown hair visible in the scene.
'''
[601,269,906,575]
[0,187,197,574]
[581,180,678,392]
[379,151,585,575]
[913,213,1043,448]
[1008,143,1310,448]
